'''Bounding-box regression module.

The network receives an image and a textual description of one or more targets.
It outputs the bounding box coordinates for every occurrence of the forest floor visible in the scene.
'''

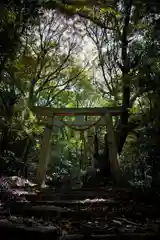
[0,177,160,239]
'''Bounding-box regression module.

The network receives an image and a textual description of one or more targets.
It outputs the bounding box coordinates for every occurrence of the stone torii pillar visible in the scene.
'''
[105,113,120,183]
[36,120,53,187]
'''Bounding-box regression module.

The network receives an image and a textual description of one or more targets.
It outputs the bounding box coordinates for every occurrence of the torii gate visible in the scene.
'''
[32,106,122,186]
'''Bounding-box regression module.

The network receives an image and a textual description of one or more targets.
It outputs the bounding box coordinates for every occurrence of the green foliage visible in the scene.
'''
[0,0,40,68]
[0,150,24,176]
[0,0,160,189]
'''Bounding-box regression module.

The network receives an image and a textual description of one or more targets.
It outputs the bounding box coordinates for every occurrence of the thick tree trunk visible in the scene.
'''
[118,85,130,154]
[117,0,132,155]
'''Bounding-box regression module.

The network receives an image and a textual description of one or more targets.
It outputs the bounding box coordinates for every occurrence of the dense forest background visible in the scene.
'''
[0,0,160,189]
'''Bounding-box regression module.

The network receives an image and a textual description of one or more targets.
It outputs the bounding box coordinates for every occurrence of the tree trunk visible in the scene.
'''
[21,137,32,178]
[117,0,132,155]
